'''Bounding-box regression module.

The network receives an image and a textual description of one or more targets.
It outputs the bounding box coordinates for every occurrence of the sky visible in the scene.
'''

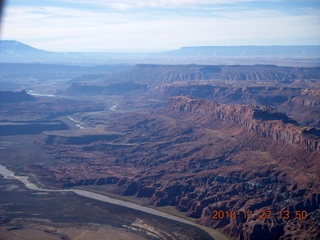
[1,0,320,52]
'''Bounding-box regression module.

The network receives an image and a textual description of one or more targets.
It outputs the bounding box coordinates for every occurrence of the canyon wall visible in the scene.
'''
[98,64,320,84]
[25,95,320,239]
[167,96,320,152]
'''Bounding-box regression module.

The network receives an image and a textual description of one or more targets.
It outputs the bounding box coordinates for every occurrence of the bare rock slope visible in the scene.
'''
[32,96,320,239]
[168,96,319,152]
[99,64,320,84]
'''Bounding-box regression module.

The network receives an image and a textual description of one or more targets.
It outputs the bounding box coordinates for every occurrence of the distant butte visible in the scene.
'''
[0,90,35,103]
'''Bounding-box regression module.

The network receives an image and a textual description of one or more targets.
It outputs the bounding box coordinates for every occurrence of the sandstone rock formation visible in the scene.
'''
[157,83,320,128]
[31,96,320,239]
[0,90,35,103]
[99,64,320,84]
[167,96,319,152]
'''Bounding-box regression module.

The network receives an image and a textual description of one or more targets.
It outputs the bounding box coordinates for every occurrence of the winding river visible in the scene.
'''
[67,116,85,129]
[0,164,199,227]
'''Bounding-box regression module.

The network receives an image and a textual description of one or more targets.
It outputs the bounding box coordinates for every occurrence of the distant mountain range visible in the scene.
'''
[0,40,90,64]
[163,45,320,57]
[1,40,320,65]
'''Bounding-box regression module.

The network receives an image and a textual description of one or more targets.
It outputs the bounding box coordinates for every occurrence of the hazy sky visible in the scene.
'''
[1,0,320,51]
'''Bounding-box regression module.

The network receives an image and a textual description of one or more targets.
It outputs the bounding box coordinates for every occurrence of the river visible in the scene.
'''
[67,116,85,129]
[0,164,200,227]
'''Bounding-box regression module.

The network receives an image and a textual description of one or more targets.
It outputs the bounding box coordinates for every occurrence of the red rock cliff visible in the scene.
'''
[167,96,320,152]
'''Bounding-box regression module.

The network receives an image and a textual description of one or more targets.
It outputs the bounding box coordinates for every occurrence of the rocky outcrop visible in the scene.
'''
[167,96,320,152]
[0,90,35,103]
[159,84,301,105]
[99,64,320,84]
[156,83,320,127]
[290,97,320,108]
[63,176,121,188]
[28,96,320,239]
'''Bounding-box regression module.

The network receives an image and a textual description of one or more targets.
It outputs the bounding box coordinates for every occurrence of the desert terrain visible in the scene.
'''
[1,60,320,239]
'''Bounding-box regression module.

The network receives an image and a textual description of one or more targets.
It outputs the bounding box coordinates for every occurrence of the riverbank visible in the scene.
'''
[0,163,229,240]
[75,185,231,240]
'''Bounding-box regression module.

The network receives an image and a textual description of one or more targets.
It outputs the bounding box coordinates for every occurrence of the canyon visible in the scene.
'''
[29,95,320,239]
[1,63,320,239]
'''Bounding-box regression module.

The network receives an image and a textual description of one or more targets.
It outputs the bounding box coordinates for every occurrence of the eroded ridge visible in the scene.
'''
[167,96,320,152]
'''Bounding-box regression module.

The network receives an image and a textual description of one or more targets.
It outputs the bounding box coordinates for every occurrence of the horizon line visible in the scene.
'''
[1,40,320,54]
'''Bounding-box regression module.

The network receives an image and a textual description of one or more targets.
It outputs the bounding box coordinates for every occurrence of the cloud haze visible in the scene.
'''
[1,0,319,51]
